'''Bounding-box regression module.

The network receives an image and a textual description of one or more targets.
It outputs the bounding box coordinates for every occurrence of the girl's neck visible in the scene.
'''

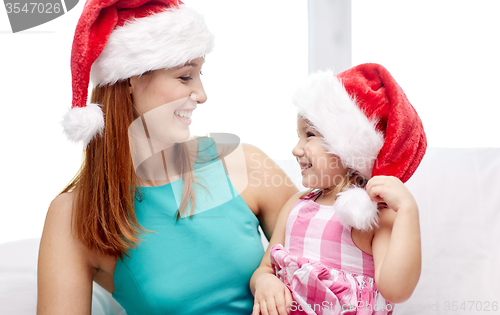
[314,187,338,206]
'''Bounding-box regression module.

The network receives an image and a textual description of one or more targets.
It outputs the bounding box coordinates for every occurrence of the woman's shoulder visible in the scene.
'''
[198,137,272,165]
[38,191,109,311]
[43,191,110,268]
[44,191,87,250]
[202,138,267,178]
[239,143,274,171]
[240,142,266,161]
[44,192,95,256]
[199,136,253,159]
[283,191,307,210]
[198,136,263,159]
[40,192,86,262]
[47,191,76,222]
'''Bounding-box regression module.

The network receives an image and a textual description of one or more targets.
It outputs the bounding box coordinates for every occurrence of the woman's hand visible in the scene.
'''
[252,273,292,315]
[366,175,417,212]
[249,191,302,315]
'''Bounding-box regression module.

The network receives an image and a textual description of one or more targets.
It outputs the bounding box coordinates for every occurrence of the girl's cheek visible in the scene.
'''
[303,142,312,155]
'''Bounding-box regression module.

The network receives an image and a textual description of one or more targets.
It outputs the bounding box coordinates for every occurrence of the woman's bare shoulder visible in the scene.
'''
[44,192,108,257]
[49,191,75,211]
[44,192,77,231]
[284,191,305,208]
[240,142,264,159]
[42,191,102,264]
[38,190,98,313]
[206,135,242,160]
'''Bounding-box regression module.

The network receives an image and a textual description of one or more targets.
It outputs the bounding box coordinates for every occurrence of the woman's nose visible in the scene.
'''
[193,80,207,104]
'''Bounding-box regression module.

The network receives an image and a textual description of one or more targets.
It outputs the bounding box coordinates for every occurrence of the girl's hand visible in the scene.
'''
[252,273,292,315]
[369,176,421,303]
[366,176,416,212]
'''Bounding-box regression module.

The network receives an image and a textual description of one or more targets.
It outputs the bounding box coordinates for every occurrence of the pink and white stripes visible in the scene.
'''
[271,190,393,315]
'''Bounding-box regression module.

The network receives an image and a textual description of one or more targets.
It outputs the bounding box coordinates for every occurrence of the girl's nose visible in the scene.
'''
[292,140,304,158]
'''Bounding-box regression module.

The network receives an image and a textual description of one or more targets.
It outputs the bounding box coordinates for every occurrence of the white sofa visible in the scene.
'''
[1,148,499,314]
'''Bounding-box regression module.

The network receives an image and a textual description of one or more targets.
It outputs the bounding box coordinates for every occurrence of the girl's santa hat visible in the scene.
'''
[62,0,214,145]
[293,63,427,230]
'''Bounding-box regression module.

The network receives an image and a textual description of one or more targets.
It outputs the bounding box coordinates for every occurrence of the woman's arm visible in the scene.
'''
[241,144,299,239]
[250,191,302,315]
[368,176,422,303]
[216,142,297,314]
[37,192,95,315]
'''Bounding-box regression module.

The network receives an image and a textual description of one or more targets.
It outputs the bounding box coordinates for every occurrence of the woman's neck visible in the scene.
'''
[135,143,180,187]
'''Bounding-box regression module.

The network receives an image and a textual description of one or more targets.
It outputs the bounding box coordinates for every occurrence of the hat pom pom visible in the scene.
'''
[334,186,379,231]
[62,103,104,146]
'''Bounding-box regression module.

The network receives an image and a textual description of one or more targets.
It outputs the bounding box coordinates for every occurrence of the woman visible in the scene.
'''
[37,0,297,314]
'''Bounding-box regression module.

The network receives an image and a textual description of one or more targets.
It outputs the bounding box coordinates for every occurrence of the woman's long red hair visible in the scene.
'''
[61,81,197,257]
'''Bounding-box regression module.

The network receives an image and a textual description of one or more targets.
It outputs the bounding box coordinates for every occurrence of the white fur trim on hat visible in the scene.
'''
[293,70,384,179]
[334,186,379,230]
[90,6,214,86]
[62,103,104,145]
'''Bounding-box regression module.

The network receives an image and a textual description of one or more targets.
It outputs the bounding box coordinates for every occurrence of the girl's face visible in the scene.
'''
[292,116,348,189]
[129,57,207,144]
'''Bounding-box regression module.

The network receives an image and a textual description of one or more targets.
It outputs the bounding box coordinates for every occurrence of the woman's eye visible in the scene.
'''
[306,132,315,138]
[180,76,192,81]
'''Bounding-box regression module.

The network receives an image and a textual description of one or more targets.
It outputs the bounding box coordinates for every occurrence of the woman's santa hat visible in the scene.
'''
[62,0,214,145]
[293,63,427,230]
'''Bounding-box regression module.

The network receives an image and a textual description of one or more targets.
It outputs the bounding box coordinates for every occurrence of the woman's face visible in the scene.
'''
[292,116,348,189]
[129,57,207,144]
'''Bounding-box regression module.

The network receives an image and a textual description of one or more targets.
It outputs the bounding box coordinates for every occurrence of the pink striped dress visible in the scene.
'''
[270,190,394,315]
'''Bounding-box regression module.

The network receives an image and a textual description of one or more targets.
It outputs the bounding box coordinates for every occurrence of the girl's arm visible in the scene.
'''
[37,193,95,314]
[250,191,302,315]
[368,176,422,303]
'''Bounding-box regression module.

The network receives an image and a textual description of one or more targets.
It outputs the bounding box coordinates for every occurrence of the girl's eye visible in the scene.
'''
[180,76,192,81]
[306,132,315,138]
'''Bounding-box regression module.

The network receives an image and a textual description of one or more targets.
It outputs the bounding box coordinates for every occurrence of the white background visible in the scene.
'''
[1,0,499,244]
[352,0,500,149]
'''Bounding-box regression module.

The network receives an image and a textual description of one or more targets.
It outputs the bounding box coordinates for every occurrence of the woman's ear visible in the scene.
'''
[128,77,135,96]
[129,70,154,97]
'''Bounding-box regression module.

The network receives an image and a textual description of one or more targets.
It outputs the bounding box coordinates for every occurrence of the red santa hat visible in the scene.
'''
[293,63,427,230]
[62,0,214,145]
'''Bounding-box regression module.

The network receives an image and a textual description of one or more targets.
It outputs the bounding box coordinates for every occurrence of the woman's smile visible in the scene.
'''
[174,105,196,125]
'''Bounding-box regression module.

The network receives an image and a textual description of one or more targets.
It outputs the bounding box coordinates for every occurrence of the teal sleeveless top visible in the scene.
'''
[112,138,265,314]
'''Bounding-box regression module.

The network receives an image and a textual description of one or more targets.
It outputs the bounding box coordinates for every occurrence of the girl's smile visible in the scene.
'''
[293,116,348,189]
[299,160,312,174]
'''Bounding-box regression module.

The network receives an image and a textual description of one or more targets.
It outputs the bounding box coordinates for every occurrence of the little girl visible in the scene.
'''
[250,63,427,315]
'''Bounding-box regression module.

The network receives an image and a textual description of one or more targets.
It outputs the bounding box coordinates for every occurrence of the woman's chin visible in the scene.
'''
[172,130,191,144]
